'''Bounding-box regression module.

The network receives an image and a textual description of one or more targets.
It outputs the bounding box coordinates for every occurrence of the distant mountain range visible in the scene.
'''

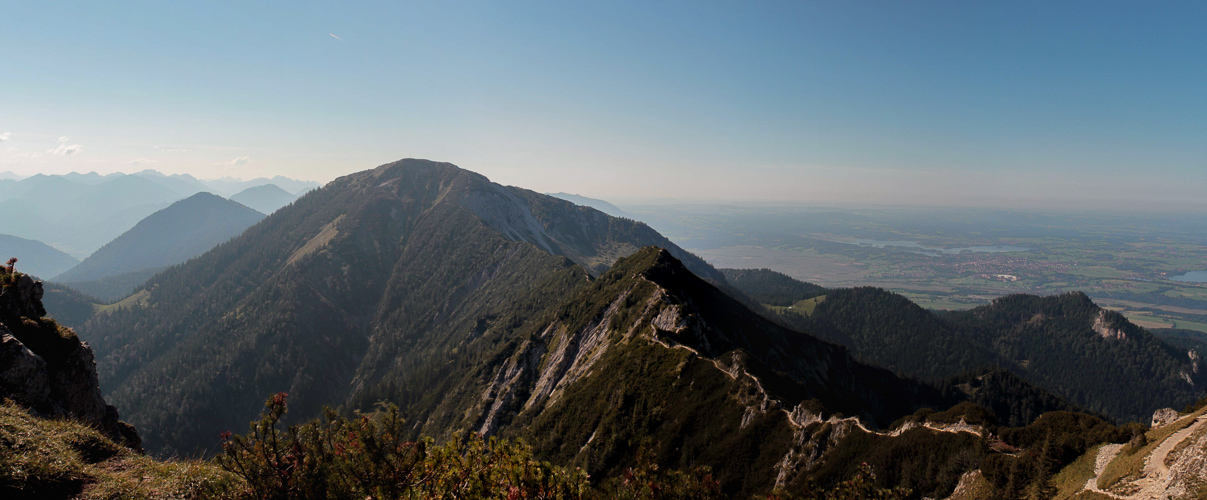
[202,175,319,197]
[230,184,298,214]
[0,170,318,258]
[53,193,265,301]
[546,192,628,218]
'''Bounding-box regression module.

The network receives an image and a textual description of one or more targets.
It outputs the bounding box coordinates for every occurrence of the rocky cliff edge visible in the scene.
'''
[0,271,140,450]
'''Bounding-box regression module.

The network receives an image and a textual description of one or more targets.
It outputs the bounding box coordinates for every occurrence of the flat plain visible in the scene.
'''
[626,205,1207,334]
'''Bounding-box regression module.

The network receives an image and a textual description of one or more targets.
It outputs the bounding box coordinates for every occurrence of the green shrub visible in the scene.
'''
[1184,395,1207,414]
[218,393,593,500]
[783,463,911,500]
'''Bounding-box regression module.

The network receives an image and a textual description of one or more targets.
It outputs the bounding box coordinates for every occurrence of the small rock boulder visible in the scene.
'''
[1152,407,1179,428]
[0,332,52,412]
[0,274,47,318]
[17,274,45,317]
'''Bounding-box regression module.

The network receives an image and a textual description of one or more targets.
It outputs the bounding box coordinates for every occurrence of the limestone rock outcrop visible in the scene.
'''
[0,274,140,450]
[0,332,51,406]
[1152,407,1180,428]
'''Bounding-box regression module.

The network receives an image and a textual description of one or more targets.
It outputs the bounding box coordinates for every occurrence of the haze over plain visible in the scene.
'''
[3,2,1206,210]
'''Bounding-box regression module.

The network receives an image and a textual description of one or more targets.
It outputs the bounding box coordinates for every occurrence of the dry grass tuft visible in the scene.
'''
[0,401,239,500]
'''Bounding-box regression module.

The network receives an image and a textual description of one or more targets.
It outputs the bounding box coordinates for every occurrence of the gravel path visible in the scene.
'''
[1084,444,1126,499]
[1078,415,1207,500]
[1145,415,1207,478]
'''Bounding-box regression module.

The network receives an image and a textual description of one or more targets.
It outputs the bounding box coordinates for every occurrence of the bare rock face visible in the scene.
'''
[0,275,46,318]
[1152,407,1179,428]
[1092,310,1128,341]
[0,331,51,409]
[0,273,140,450]
[46,336,110,424]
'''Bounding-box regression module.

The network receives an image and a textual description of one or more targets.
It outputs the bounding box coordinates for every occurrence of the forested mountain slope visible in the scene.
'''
[723,269,1207,424]
[80,159,720,456]
[384,247,1125,496]
[462,247,948,494]
[781,286,1008,379]
[39,281,96,329]
[18,246,1129,498]
[944,292,1204,424]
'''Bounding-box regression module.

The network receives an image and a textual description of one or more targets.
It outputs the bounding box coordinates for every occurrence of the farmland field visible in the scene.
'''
[625,204,1207,334]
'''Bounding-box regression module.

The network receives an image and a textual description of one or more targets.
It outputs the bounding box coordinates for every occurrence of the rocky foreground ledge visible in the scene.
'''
[0,271,140,450]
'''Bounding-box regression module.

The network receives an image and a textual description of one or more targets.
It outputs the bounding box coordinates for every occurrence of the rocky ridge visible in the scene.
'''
[443,247,980,495]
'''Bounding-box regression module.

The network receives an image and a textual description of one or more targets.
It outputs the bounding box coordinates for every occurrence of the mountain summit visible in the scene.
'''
[54,192,265,301]
[81,159,720,455]
[230,184,298,214]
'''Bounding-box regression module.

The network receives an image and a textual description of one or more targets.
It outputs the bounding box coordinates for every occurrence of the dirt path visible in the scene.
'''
[1083,444,1126,499]
[1078,415,1207,499]
[1144,415,1207,478]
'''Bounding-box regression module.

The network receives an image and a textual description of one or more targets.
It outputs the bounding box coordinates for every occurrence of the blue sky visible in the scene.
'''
[2,1,1205,209]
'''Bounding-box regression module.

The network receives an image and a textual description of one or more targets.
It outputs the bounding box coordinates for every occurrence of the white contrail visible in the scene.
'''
[329,33,343,41]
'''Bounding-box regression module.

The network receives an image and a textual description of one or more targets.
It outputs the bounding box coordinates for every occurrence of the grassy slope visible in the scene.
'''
[1051,443,1101,500]
[0,402,237,500]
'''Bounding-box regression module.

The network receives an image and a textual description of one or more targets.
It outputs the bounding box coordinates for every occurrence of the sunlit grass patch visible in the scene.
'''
[0,401,236,500]
[93,289,150,313]
[80,454,239,500]
[1051,444,1101,500]
[792,295,826,316]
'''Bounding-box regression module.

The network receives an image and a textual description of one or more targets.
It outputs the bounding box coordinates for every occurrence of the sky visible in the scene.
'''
[2,1,1206,210]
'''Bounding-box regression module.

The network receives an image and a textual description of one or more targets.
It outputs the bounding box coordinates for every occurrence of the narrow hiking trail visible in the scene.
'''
[1084,444,1126,499]
[1146,414,1207,478]
[1080,414,1207,499]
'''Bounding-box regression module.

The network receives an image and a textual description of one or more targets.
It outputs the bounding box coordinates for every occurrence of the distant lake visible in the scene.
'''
[849,239,1031,256]
[1171,271,1207,283]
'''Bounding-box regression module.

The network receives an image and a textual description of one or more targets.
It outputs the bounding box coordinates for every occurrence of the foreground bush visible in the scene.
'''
[218,393,721,500]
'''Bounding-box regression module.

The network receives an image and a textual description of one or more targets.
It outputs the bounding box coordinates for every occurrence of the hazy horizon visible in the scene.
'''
[8,163,1207,214]
[4,2,1206,211]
